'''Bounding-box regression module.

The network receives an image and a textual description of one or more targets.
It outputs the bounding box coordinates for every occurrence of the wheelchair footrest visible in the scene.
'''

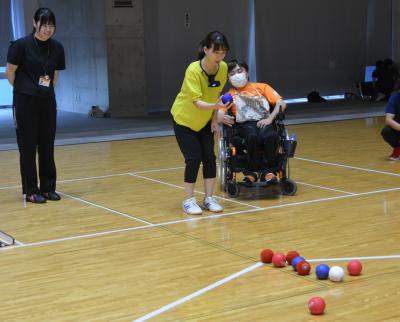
[237,180,279,188]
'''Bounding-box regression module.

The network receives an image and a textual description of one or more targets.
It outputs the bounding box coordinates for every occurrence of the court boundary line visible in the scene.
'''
[128,173,262,209]
[132,262,263,322]
[295,157,400,177]
[133,254,400,321]
[0,167,186,190]
[58,191,154,225]
[1,186,400,252]
[1,152,400,192]
[286,181,355,195]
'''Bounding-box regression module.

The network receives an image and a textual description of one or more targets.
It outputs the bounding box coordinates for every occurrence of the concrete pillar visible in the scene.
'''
[104,0,146,117]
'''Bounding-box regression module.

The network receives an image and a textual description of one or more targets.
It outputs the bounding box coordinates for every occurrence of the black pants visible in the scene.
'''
[382,125,400,148]
[235,121,279,171]
[173,121,216,183]
[13,93,57,195]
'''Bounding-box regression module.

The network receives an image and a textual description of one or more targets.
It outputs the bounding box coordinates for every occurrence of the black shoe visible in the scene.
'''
[27,194,47,204]
[260,171,278,184]
[243,172,258,185]
[42,192,61,201]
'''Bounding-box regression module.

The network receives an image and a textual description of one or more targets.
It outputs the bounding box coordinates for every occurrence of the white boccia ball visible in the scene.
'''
[329,266,345,282]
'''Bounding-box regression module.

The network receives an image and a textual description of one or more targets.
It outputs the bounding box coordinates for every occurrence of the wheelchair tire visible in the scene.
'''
[227,182,240,198]
[281,178,297,196]
[218,138,228,191]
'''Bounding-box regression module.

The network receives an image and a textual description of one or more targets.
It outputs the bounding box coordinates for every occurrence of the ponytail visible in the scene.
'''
[197,31,229,60]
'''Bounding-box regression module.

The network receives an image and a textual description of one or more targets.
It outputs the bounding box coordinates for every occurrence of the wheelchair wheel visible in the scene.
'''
[227,182,240,198]
[280,178,297,196]
[218,138,228,191]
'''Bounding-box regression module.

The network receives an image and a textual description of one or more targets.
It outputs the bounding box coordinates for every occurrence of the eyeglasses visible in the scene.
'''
[228,67,244,77]
[207,74,221,88]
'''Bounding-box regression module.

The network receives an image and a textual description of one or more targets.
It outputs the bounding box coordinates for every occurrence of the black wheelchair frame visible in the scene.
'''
[218,109,297,198]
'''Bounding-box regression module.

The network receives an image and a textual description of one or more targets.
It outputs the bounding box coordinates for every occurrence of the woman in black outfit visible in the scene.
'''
[6,7,65,203]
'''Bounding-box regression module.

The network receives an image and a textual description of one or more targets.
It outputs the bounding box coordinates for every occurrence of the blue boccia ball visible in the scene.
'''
[291,256,305,271]
[222,93,233,104]
[315,264,330,280]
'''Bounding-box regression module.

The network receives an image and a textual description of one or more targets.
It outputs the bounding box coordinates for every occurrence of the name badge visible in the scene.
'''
[39,75,51,87]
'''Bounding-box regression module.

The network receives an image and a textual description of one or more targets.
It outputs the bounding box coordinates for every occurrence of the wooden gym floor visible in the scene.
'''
[0,117,399,321]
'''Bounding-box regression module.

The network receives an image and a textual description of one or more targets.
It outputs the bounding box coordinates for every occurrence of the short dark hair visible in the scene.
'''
[198,31,229,60]
[228,59,249,73]
[32,7,56,33]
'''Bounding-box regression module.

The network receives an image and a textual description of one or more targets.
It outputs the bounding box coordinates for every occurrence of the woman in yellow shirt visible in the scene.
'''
[171,31,230,215]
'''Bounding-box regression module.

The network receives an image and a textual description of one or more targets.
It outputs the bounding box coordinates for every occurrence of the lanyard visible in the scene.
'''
[33,36,50,76]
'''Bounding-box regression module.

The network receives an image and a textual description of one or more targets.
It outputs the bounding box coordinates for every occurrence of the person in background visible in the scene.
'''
[6,7,65,203]
[381,79,400,160]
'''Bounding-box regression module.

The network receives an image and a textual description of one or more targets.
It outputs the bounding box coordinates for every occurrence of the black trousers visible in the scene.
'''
[13,93,57,195]
[235,121,279,171]
[381,125,400,148]
[173,121,216,183]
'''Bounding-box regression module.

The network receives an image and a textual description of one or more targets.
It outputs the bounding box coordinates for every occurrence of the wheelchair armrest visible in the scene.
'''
[276,105,285,122]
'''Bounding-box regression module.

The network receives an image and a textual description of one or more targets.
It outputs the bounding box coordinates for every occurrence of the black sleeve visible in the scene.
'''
[6,39,25,66]
[56,43,66,71]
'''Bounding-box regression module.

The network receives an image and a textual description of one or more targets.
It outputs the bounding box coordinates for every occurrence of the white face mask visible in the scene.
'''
[229,72,248,88]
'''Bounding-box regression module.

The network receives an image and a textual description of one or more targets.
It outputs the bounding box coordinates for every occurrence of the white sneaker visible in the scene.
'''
[203,196,223,212]
[182,197,202,215]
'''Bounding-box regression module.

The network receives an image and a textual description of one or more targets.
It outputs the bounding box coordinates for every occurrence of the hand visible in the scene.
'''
[257,117,273,128]
[211,119,222,138]
[222,114,235,127]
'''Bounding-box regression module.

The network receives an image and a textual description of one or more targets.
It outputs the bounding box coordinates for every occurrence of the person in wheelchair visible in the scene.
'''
[217,59,287,184]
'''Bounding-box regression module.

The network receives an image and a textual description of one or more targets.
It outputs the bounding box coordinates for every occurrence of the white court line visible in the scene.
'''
[58,191,153,225]
[296,181,355,195]
[133,166,185,174]
[2,186,400,253]
[132,262,263,322]
[0,154,398,191]
[133,253,400,321]
[307,255,400,262]
[58,167,186,184]
[58,173,130,183]
[182,186,400,221]
[0,166,185,190]
[12,225,158,249]
[0,184,21,190]
[296,157,400,177]
[14,239,25,246]
[129,173,262,209]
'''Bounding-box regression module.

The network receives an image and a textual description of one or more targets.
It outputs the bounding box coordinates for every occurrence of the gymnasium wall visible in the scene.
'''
[38,0,109,115]
[143,0,251,112]
[144,0,395,110]
[1,0,399,115]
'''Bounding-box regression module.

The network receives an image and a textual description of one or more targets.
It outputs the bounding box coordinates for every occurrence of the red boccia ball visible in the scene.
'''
[347,260,362,276]
[272,252,286,268]
[286,250,300,265]
[297,260,311,275]
[260,249,274,263]
[308,297,326,315]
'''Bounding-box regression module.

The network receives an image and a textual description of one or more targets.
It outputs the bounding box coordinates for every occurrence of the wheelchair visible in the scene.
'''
[218,109,297,198]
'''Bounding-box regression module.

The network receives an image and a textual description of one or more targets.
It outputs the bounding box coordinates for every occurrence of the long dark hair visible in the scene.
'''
[32,7,56,33]
[198,31,229,60]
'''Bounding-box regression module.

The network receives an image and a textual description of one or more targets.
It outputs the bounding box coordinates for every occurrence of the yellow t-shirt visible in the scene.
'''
[171,61,228,131]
